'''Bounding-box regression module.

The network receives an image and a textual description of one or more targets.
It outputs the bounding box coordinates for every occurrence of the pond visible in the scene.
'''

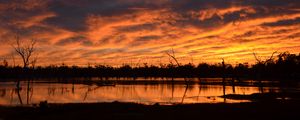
[0,78,286,106]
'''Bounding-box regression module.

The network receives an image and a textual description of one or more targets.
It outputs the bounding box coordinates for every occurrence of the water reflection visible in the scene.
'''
[0,80,282,106]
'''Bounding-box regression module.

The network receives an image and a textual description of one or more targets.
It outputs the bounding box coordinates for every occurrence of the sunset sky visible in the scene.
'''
[0,0,299,66]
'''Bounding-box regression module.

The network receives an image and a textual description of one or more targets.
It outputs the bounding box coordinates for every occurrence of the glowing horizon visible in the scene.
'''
[0,0,299,66]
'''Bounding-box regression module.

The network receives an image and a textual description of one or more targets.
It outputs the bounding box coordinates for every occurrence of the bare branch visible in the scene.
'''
[166,48,189,85]
[253,51,278,65]
[253,52,261,63]
[264,51,277,64]
[171,48,175,58]
[166,51,180,67]
[166,48,181,67]
[11,35,37,68]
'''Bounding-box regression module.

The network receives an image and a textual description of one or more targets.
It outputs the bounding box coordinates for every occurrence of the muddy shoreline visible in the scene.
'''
[1,101,300,120]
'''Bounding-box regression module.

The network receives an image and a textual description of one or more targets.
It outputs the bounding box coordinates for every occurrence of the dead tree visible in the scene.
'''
[221,58,226,102]
[166,48,189,85]
[12,36,37,69]
[166,48,180,67]
[252,51,277,93]
[253,51,277,65]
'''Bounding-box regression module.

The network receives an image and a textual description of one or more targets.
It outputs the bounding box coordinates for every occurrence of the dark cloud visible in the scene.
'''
[234,31,256,38]
[284,32,300,39]
[165,0,300,29]
[44,1,90,31]
[262,17,300,27]
[115,23,157,33]
[211,49,249,56]
[170,0,236,11]
[43,0,163,31]
[171,0,300,10]
[82,48,125,57]
[1,0,300,65]
[242,0,300,8]
[98,36,112,45]
[135,35,163,41]
[2,0,299,33]
[128,35,163,47]
[210,46,228,49]
[55,36,93,46]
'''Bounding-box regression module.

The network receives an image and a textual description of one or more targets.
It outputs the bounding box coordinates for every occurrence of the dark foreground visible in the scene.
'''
[0,101,300,120]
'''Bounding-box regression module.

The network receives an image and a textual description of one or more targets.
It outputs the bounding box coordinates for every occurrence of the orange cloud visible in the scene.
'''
[0,0,299,66]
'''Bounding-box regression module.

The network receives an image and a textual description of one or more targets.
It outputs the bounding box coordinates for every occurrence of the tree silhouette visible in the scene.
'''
[11,35,37,69]
[166,48,180,67]
[253,51,277,65]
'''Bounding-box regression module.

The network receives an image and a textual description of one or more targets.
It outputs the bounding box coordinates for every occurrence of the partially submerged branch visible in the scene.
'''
[166,48,190,85]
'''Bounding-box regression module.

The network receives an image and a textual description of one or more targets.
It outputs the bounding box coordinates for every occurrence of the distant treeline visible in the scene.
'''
[0,52,299,81]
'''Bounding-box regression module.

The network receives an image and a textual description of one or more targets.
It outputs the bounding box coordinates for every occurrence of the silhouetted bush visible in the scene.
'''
[0,52,299,82]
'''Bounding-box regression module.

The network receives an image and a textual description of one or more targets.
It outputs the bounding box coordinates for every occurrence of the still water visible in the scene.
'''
[0,80,280,106]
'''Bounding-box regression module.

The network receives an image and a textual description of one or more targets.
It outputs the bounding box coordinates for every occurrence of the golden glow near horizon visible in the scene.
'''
[0,0,299,66]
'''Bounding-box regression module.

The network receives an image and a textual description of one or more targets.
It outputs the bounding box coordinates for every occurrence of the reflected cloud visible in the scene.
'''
[0,81,275,105]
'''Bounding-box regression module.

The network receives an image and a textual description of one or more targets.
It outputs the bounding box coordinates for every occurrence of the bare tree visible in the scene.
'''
[252,51,277,93]
[11,35,37,69]
[253,51,277,65]
[166,48,180,67]
[166,48,189,85]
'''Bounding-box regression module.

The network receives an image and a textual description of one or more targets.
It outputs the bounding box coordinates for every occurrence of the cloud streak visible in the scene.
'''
[0,0,299,66]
